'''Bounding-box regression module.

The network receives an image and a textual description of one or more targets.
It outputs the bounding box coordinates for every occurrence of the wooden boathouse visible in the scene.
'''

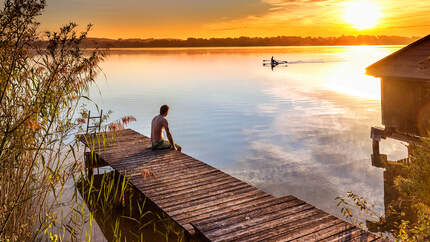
[367,34,430,138]
[367,34,430,161]
[81,129,383,241]
[365,35,430,232]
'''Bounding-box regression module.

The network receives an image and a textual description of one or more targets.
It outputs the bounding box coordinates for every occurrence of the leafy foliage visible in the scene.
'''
[0,0,104,240]
[337,137,430,241]
[391,138,430,240]
[335,191,379,229]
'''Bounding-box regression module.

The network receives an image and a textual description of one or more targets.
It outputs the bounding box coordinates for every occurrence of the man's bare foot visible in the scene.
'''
[172,145,182,152]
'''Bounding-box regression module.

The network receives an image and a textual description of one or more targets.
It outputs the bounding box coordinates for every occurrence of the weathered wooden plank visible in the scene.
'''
[127,159,210,179]
[130,152,202,167]
[131,168,222,189]
[91,137,148,151]
[139,173,234,196]
[142,160,214,176]
[183,224,196,235]
[99,149,152,162]
[123,158,204,175]
[346,229,380,242]
[145,175,239,199]
[137,162,209,177]
[133,173,221,192]
[132,169,221,189]
[154,182,252,207]
[176,194,277,224]
[80,131,143,149]
[200,207,320,241]
[371,237,389,242]
[100,148,158,164]
[132,158,214,175]
[94,139,155,153]
[236,214,338,242]
[135,155,202,169]
[167,188,264,218]
[196,197,306,233]
[147,178,245,203]
[84,142,145,157]
[289,220,351,241]
[181,194,288,226]
[202,208,326,241]
[105,149,175,166]
[165,189,268,216]
[188,195,296,227]
[319,227,376,242]
[80,129,139,141]
[261,216,345,241]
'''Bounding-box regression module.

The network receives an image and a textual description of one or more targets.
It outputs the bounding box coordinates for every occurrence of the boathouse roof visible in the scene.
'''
[367,34,430,80]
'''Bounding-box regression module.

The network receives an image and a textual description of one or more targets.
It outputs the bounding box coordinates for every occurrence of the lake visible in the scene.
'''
[86,46,408,239]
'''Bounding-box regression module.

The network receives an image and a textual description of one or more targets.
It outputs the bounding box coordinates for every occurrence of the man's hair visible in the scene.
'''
[160,105,169,115]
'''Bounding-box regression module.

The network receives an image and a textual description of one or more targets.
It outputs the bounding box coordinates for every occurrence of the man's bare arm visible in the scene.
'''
[164,122,177,150]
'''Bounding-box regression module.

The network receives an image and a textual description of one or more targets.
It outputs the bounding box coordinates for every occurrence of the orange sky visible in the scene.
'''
[36,0,430,39]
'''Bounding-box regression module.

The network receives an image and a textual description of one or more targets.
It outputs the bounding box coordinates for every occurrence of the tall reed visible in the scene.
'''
[0,0,103,240]
[0,1,186,241]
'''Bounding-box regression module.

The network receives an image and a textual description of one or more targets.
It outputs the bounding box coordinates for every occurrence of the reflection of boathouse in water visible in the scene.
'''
[365,35,430,233]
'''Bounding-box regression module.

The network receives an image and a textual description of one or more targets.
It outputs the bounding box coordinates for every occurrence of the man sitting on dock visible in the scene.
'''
[151,105,182,152]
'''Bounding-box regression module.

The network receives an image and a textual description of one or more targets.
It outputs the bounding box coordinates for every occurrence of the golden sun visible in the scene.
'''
[344,0,382,30]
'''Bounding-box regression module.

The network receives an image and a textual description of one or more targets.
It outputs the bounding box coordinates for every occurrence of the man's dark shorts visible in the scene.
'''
[152,139,181,151]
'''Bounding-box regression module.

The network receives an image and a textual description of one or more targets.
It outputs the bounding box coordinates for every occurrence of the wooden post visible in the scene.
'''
[86,110,91,134]
[85,152,94,177]
[98,109,103,132]
[371,127,385,167]
[84,151,108,177]
[370,127,383,157]
[372,139,380,156]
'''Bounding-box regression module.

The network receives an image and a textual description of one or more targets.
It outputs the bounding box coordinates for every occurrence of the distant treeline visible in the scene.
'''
[45,35,419,48]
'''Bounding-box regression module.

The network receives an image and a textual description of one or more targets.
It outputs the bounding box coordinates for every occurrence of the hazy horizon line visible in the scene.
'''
[85,34,421,40]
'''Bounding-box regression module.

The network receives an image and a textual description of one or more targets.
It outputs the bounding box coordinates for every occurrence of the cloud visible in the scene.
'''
[33,0,430,38]
[203,0,430,37]
[38,0,272,38]
[202,0,345,36]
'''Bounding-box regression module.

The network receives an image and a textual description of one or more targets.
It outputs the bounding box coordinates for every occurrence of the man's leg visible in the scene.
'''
[152,140,172,150]
[153,140,181,151]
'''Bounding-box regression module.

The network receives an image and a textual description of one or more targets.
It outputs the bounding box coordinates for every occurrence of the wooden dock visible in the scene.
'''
[80,129,383,241]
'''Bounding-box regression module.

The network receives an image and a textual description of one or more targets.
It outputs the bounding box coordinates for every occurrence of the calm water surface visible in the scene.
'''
[87,46,408,236]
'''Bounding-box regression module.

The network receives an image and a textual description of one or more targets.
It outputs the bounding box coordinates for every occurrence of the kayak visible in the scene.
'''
[263,59,288,65]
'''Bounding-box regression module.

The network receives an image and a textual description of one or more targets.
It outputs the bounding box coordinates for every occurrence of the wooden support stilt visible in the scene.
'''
[372,139,380,156]
[371,127,385,167]
[84,152,94,177]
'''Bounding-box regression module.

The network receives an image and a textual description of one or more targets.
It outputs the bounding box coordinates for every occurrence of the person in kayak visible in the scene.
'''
[271,56,280,66]
[151,105,182,152]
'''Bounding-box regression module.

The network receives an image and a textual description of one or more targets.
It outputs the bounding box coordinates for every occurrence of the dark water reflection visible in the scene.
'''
[76,172,185,242]
[86,46,410,234]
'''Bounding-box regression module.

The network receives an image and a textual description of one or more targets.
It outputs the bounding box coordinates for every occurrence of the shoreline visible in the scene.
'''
[81,44,405,50]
